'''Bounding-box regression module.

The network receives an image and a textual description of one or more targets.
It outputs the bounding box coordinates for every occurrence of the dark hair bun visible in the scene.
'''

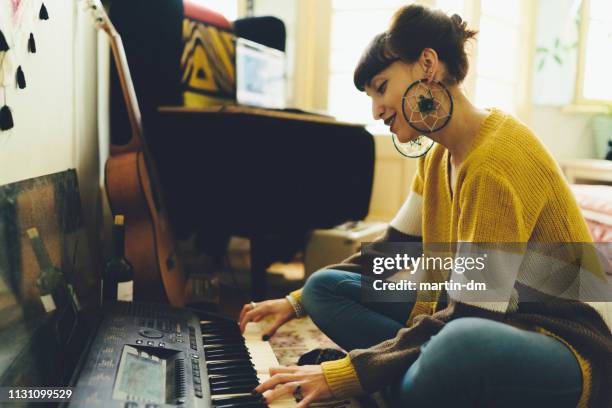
[451,13,476,41]
[386,5,478,84]
[451,13,463,25]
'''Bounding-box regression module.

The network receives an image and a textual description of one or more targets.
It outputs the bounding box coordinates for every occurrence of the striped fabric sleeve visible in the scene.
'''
[390,156,425,236]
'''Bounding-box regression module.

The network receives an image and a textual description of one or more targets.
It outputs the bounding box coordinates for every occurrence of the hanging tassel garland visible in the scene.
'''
[0,105,14,130]
[39,3,49,20]
[0,3,50,132]
[0,30,9,52]
[16,66,26,89]
[28,33,36,53]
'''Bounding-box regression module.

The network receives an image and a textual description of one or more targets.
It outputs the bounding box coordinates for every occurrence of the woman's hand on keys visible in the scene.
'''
[239,298,296,339]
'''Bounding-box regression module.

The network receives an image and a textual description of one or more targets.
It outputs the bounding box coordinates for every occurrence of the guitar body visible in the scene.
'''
[105,151,186,307]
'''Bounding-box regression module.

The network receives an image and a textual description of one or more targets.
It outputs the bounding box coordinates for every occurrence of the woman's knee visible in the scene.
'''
[416,317,511,374]
[396,317,583,407]
[301,269,349,313]
[394,318,502,406]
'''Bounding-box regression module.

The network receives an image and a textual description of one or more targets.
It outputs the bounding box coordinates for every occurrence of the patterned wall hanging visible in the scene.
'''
[0,0,49,131]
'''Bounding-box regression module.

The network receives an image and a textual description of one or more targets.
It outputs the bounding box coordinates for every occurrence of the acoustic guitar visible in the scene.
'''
[86,0,186,306]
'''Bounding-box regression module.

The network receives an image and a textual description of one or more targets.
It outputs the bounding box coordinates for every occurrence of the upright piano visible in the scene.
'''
[109,1,376,299]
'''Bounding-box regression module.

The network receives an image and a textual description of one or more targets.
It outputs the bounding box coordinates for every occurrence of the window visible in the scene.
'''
[473,0,525,115]
[326,0,531,132]
[327,0,410,134]
[577,0,612,104]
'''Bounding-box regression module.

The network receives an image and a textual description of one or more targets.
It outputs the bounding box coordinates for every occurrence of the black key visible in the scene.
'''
[211,384,258,395]
[202,334,244,341]
[214,402,267,408]
[201,325,241,332]
[207,360,253,368]
[203,338,245,345]
[207,366,256,375]
[201,324,240,331]
[205,343,247,350]
[209,378,259,388]
[207,365,255,373]
[205,348,250,355]
[206,354,251,362]
[202,330,242,338]
[206,348,250,355]
[209,375,259,384]
[212,394,268,408]
[208,373,259,381]
[201,326,240,333]
[212,393,264,404]
[204,345,249,354]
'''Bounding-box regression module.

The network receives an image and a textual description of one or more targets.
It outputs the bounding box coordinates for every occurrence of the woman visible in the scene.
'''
[239,5,611,407]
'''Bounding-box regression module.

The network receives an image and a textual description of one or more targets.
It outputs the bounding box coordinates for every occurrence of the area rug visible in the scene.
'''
[263,317,386,408]
[266,316,342,366]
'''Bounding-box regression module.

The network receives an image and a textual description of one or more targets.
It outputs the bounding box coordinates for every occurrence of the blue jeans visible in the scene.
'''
[301,269,583,408]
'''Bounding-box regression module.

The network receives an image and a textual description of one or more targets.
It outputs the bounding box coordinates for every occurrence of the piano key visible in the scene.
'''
[202,326,242,333]
[209,378,259,388]
[201,321,241,329]
[207,366,257,375]
[208,373,259,380]
[212,394,266,407]
[206,353,252,361]
[202,321,358,408]
[212,394,266,405]
[240,323,297,408]
[202,334,244,341]
[214,403,267,408]
[211,385,259,395]
[205,347,250,355]
[207,360,254,367]
[201,326,241,333]
[205,346,250,354]
[206,350,250,357]
[203,338,246,346]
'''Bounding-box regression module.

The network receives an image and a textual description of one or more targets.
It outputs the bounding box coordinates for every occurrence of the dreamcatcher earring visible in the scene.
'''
[392,76,454,158]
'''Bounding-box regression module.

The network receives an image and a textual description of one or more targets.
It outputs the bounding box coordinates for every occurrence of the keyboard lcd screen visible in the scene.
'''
[113,346,165,404]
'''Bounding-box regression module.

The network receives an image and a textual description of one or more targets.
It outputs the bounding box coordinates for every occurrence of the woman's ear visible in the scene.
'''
[419,48,440,82]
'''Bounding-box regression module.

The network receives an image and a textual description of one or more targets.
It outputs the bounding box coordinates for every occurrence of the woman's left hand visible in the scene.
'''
[255,365,333,408]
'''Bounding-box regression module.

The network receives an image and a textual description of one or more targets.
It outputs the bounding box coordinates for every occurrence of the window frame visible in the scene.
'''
[572,0,612,111]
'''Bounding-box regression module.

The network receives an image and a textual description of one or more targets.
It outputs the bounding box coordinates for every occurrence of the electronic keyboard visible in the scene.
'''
[68,302,355,408]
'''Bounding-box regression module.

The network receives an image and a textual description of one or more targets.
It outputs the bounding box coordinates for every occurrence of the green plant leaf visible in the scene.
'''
[538,58,546,71]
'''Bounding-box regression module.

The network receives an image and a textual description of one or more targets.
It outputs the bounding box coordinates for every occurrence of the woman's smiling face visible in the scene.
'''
[365,60,423,143]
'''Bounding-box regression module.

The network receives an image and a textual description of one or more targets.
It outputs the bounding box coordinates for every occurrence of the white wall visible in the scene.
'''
[0,1,100,253]
[528,106,597,160]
